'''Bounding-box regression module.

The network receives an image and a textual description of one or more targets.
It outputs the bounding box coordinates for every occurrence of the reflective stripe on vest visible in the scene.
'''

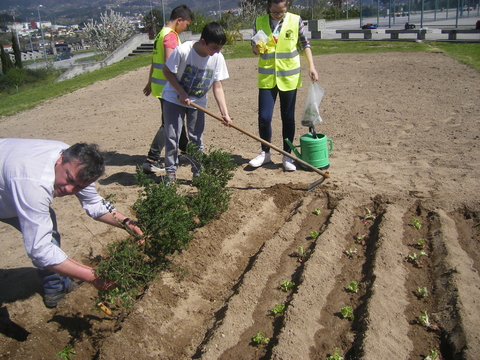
[151,28,180,98]
[256,13,302,91]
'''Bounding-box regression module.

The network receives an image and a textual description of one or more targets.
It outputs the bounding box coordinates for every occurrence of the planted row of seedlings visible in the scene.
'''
[251,199,447,360]
[192,193,331,359]
[249,204,329,358]
[219,198,379,360]
[335,203,445,360]
[312,204,381,360]
[403,206,445,360]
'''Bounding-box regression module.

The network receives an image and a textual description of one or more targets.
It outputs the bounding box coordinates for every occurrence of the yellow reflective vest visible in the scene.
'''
[256,13,301,91]
[151,27,180,98]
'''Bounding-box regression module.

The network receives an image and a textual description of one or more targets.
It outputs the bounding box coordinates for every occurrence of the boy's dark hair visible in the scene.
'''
[201,22,226,46]
[62,143,105,182]
[170,4,194,22]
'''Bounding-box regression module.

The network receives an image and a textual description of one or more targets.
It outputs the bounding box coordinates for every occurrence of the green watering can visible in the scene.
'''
[285,132,333,170]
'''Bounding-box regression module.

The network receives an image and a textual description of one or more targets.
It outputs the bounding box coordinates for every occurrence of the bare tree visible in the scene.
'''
[84,10,134,55]
[238,0,264,28]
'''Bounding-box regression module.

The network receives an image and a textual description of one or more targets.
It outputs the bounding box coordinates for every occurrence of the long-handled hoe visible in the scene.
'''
[191,103,329,191]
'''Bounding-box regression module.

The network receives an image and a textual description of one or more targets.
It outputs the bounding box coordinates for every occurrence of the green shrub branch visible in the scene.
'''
[94,145,235,310]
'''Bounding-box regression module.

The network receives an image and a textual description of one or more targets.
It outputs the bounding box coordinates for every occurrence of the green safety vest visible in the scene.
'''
[151,27,180,98]
[256,13,301,91]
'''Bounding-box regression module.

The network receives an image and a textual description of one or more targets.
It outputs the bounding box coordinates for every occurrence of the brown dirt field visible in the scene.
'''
[1,51,479,360]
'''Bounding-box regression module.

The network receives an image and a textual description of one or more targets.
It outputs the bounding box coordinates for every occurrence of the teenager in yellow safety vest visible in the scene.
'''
[249,0,318,172]
[141,5,193,174]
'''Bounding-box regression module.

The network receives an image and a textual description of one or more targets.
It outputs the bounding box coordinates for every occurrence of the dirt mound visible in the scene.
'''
[1,52,479,359]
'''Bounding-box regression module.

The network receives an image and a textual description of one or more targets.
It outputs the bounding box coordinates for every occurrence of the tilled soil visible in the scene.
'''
[1,51,479,360]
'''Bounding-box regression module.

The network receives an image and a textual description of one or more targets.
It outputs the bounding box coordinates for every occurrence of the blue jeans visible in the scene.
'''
[1,209,71,294]
[37,235,72,294]
[258,87,297,153]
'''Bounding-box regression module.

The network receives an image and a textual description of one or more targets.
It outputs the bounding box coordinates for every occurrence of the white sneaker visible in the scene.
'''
[282,155,296,171]
[249,151,271,168]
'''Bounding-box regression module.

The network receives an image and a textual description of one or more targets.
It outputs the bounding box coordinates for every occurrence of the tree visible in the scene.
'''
[142,9,164,39]
[298,0,328,20]
[219,11,238,31]
[4,68,27,92]
[0,44,14,75]
[11,31,22,69]
[238,0,264,28]
[188,11,209,35]
[84,10,134,55]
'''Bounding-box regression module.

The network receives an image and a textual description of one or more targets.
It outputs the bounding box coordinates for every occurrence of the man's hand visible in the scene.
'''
[123,218,143,236]
[90,276,117,291]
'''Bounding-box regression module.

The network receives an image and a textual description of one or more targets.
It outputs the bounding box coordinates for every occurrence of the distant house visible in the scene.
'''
[54,39,91,53]
[55,43,70,53]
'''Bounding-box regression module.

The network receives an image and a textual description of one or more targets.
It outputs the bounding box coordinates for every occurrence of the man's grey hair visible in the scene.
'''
[62,143,105,182]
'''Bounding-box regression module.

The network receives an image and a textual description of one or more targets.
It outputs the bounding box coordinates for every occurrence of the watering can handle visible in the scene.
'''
[189,102,329,179]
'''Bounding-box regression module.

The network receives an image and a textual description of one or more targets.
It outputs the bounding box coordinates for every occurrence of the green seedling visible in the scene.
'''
[340,306,354,320]
[416,238,426,249]
[251,332,270,346]
[418,310,430,327]
[354,233,367,245]
[347,281,359,293]
[309,230,319,239]
[417,286,429,298]
[425,349,440,360]
[270,303,285,316]
[313,208,322,215]
[412,217,422,230]
[278,280,295,292]
[289,245,310,262]
[343,247,358,259]
[474,222,480,228]
[327,348,344,360]
[407,250,427,268]
[418,311,440,331]
[362,208,376,223]
[55,345,76,360]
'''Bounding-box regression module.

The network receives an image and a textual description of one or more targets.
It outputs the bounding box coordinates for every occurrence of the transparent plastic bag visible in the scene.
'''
[251,30,270,54]
[301,82,325,127]
[252,29,268,44]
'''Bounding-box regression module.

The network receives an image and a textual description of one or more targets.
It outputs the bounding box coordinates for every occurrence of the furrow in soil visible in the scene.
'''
[196,193,316,359]
[359,203,414,359]
[271,198,356,360]
[431,209,480,360]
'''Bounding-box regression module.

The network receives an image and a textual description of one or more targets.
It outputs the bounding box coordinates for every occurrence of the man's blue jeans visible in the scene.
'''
[1,208,71,295]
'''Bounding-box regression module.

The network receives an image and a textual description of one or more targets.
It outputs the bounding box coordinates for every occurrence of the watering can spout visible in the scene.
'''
[284,138,302,160]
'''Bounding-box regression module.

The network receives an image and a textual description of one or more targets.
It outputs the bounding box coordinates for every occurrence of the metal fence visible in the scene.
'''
[356,1,480,27]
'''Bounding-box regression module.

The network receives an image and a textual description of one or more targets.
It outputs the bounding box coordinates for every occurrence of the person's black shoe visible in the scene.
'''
[142,159,166,175]
[43,281,78,308]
